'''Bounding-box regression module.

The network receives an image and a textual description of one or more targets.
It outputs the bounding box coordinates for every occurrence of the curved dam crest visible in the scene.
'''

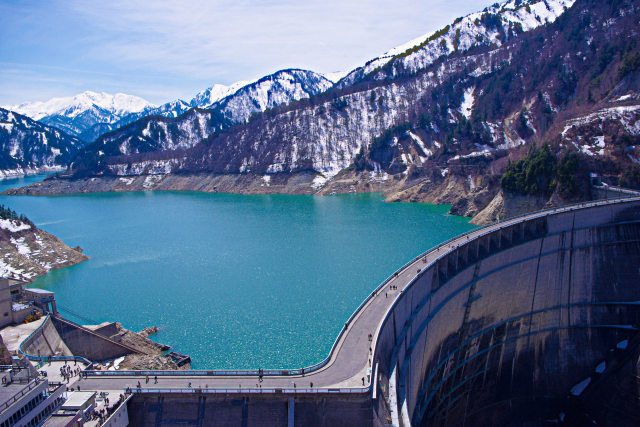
[62,197,640,426]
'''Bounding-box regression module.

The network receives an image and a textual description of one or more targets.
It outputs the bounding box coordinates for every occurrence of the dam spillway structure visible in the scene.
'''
[75,197,640,426]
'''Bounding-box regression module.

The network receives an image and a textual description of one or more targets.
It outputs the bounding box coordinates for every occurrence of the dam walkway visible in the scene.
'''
[63,196,640,395]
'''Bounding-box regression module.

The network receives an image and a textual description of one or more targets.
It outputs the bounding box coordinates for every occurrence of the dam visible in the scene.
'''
[13,196,640,426]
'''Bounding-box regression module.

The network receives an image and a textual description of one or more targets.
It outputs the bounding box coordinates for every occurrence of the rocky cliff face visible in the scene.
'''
[0,214,88,281]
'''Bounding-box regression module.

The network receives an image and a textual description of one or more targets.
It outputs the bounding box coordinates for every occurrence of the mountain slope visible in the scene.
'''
[63,0,576,181]
[211,69,334,122]
[70,69,334,171]
[0,206,88,281]
[337,0,574,89]
[0,108,85,178]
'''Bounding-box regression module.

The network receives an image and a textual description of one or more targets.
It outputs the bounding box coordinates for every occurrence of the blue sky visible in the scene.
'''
[0,0,495,106]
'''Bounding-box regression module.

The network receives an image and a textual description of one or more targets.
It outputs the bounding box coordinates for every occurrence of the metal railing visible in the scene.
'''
[0,378,43,415]
[128,386,367,394]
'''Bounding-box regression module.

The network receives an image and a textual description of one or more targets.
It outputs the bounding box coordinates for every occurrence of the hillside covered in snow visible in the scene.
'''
[0,108,86,178]
[0,205,88,281]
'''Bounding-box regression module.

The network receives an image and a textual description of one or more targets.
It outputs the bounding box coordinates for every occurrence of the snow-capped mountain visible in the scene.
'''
[0,108,85,178]
[120,99,192,125]
[3,91,155,142]
[55,0,639,203]
[190,80,255,108]
[5,91,153,120]
[71,0,576,178]
[73,69,334,163]
[337,0,575,88]
[212,69,333,123]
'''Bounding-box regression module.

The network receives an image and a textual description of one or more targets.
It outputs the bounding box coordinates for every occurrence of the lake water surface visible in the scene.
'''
[0,175,476,368]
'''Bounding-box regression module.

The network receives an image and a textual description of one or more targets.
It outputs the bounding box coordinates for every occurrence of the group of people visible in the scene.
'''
[59,362,81,383]
[87,393,126,423]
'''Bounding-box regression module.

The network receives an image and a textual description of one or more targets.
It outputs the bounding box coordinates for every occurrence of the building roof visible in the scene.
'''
[60,391,96,410]
[42,412,82,427]
[23,288,54,295]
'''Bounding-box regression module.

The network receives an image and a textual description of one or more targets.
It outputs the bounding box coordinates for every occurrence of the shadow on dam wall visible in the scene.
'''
[372,200,640,426]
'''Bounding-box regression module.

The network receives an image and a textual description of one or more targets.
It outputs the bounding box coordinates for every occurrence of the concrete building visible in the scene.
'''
[22,289,57,316]
[0,279,45,328]
[0,366,66,427]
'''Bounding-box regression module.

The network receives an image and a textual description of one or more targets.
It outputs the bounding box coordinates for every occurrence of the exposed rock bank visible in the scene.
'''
[87,322,170,355]
[3,171,576,226]
[0,217,88,281]
[86,322,189,370]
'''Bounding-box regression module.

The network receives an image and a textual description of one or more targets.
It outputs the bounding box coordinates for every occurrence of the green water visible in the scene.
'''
[0,175,476,369]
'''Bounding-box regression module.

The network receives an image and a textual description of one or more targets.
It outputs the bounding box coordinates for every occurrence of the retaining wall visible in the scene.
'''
[20,316,72,358]
[50,316,139,361]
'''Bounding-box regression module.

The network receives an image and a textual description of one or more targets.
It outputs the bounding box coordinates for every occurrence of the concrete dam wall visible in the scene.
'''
[373,199,640,426]
[21,316,72,358]
[20,315,140,362]
[128,393,373,427]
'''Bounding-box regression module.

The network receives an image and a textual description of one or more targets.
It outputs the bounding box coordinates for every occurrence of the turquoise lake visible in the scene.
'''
[0,175,476,369]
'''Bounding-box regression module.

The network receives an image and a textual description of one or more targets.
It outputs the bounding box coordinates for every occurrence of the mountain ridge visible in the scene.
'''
[5,0,640,228]
[0,108,86,178]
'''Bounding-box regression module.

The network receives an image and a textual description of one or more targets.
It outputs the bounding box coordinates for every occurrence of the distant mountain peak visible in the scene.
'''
[190,80,256,108]
[4,91,155,121]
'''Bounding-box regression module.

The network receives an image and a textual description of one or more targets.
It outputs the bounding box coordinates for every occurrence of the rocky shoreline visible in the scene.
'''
[2,170,577,226]
[0,217,89,281]
[87,322,190,370]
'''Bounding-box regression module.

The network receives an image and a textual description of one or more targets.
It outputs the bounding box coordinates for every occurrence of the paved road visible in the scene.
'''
[72,197,640,393]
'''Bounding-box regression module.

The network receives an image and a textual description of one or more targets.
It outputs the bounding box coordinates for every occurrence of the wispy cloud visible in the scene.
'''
[1,0,494,105]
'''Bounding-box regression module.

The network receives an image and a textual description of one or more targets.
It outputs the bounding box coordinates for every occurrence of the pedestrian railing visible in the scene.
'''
[127,386,368,394]
[0,378,43,415]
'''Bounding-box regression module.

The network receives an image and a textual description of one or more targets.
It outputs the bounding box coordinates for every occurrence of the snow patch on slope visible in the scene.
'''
[460,87,475,120]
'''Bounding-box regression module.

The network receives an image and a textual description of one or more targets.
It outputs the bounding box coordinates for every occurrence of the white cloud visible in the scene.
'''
[69,0,493,79]
[1,0,495,105]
